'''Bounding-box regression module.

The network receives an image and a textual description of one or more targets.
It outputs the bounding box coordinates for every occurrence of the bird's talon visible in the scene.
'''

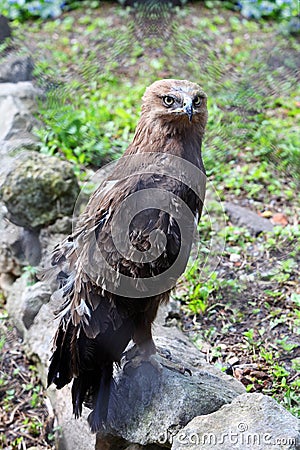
[157,347,172,360]
[184,367,192,376]
[123,345,139,362]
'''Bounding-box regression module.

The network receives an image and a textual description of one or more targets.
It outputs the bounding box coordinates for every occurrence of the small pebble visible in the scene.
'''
[229,253,241,262]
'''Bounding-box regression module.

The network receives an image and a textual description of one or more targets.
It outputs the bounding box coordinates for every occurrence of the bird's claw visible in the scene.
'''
[123,344,139,362]
[154,353,192,376]
[123,345,192,376]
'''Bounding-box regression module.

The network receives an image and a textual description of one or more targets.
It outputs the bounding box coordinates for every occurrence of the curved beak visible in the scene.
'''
[184,101,193,122]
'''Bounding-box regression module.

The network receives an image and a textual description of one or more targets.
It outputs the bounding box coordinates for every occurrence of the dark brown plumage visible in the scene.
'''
[46,79,208,432]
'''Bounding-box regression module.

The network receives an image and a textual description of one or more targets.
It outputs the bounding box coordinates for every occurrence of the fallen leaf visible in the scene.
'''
[250,370,269,379]
[271,213,289,226]
[233,367,244,380]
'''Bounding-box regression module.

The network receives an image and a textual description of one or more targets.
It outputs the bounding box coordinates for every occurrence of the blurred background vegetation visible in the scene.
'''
[0,0,299,22]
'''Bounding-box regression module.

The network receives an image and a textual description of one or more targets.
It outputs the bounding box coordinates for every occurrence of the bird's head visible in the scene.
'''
[141,79,208,131]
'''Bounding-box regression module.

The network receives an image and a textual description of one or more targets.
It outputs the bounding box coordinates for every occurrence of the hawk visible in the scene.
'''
[46,79,208,432]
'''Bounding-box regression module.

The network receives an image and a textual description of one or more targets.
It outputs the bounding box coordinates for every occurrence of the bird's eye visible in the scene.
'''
[193,95,202,107]
[163,96,175,107]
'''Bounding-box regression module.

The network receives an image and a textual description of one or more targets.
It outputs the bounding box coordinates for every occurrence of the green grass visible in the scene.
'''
[35,75,143,166]
[7,3,298,178]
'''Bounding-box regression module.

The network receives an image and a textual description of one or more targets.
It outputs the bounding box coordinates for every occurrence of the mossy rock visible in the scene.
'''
[1,152,79,229]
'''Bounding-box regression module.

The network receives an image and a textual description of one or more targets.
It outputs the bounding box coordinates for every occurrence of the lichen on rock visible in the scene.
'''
[1,152,79,229]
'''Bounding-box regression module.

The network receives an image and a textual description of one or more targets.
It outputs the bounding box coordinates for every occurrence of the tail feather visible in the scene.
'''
[48,321,75,389]
[48,299,135,432]
[72,376,90,418]
[87,364,113,432]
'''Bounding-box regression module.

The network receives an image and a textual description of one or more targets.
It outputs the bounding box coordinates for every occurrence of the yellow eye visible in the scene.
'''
[193,95,202,107]
[163,96,175,107]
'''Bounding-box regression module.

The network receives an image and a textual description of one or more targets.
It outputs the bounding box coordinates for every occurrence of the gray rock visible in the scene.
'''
[6,276,28,336]
[6,277,50,337]
[96,347,244,448]
[0,82,42,188]
[0,55,34,83]
[0,204,23,279]
[47,385,96,450]
[24,295,60,384]
[95,435,161,450]
[0,94,35,141]
[0,146,39,189]
[1,152,79,229]
[171,393,300,450]
[4,230,65,337]
[288,15,300,35]
[0,82,43,112]
[0,15,11,42]
[129,443,160,450]
[47,216,74,235]
[0,83,43,146]
[0,139,39,155]
[0,272,15,294]
[23,290,244,450]
[25,297,95,450]
[0,203,43,289]
[224,202,273,236]
[22,281,52,329]
[94,307,245,448]
[19,228,42,266]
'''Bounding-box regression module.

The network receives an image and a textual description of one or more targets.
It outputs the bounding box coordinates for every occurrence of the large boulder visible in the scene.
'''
[96,352,245,448]
[93,308,245,449]
[171,393,300,450]
[1,152,79,229]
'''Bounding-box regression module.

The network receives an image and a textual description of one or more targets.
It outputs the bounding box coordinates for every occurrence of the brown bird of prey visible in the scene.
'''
[46,79,208,432]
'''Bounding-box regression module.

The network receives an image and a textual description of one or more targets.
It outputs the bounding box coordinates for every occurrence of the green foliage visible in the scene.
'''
[0,0,66,20]
[0,0,102,20]
[0,313,51,447]
[238,0,298,20]
[204,96,300,188]
[21,265,38,285]
[205,0,298,21]
[180,266,241,315]
[35,78,143,167]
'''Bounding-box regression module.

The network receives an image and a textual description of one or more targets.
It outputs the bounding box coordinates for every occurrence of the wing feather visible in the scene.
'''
[43,170,202,338]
